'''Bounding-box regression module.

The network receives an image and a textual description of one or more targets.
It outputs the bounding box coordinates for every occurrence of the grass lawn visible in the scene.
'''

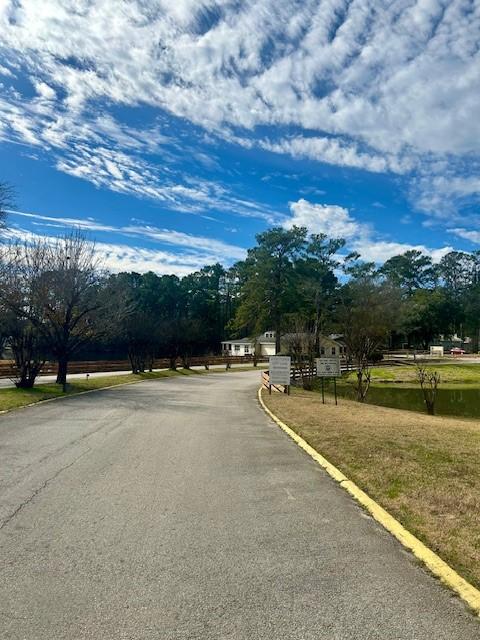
[0,366,258,413]
[357,363,480,384]
[263,387,480,589]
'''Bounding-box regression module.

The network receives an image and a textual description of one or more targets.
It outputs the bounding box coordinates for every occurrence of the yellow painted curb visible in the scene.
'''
[257,386,480,616]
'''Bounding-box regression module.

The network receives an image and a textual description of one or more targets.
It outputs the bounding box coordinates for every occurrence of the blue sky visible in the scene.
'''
[1,0,479,274]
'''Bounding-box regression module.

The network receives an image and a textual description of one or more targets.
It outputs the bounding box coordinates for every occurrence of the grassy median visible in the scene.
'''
[263,386,480,589]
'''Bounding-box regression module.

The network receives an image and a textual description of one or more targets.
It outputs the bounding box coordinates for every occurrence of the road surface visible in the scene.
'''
[0,370,478,639]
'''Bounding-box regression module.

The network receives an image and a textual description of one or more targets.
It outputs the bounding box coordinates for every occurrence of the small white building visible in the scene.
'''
[280,333,346,357]
[221,331,277,357]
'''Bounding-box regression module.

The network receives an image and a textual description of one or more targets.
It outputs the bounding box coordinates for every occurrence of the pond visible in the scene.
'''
[324,381,480,419]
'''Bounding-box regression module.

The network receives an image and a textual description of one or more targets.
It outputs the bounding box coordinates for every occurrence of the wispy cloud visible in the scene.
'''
[10,209,247,264]
[0,1,479,225]
[4,224,237,276]
[448,228,480,245]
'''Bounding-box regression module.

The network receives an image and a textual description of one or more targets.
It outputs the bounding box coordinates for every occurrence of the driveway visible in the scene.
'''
[0,370,477,639]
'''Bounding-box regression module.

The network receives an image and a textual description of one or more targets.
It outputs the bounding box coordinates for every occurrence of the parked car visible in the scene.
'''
[450,347,466,355]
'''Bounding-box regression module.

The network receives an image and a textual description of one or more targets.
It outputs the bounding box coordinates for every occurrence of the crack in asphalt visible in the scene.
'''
[0,447,92,531]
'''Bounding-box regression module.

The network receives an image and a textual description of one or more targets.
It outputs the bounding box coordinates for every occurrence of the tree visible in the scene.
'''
[297,234,345,356]
[6,316,46,388]
[101,272,162,374]
[380,250,436,295]
[282,318,316,390]
[231,226,307,352]
[464,282,480,352]
[436,251,475,339]
[416,366,440,415]
[181,263,227,355]
[438,251,475,294]
[400,289,452,349]
[0,232,104,389]
[338,278,398,402]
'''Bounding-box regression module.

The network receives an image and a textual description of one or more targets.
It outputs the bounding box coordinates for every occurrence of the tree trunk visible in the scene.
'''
[56,355,68,387]
[314,293,321,357]
[15,376,36,389]
[275,320,281,354]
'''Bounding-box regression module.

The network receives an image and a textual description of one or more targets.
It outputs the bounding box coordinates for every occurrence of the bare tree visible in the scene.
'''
[283,319,316,390]
[416,366,440,415]
[0,248,46,387]
[8,319,46,388]
[0,231,104,389]
[339,279,398,402]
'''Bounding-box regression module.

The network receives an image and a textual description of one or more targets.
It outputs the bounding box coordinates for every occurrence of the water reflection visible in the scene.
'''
[330,383,480,419]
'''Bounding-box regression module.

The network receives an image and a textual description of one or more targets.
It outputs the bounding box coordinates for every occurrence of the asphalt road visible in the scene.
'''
[0,371,478,639]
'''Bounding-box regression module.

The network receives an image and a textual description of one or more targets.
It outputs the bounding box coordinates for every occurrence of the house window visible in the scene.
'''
[320,347,325,355]
[244,346,250,354]
[228,344,232,350]
[332,347,336,355]
[234,345,240,352]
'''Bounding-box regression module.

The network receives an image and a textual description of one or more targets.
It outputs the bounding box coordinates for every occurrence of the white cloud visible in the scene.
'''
[0,0,479,221]
[9,209,247,263]
[33,80,56,101]
[286,199,364,239]
[285,198,452,263]
[3,226,232,276]
[353,240,453,265]
[260,136,413,174]
[448,228,480,245]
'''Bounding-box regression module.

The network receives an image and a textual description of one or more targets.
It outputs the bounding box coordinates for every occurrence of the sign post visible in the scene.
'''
[315,356,341,405]
[269,356,291,394]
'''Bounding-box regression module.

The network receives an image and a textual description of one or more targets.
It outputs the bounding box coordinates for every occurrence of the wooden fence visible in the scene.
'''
[0,355,268,380]
[261,361,361,392]
[261,370,289,394]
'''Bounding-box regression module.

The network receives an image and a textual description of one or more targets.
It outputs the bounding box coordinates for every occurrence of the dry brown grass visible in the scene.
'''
[263,387,480,589]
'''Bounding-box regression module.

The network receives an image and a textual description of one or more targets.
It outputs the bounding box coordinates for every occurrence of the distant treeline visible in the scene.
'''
[1,212,479,389]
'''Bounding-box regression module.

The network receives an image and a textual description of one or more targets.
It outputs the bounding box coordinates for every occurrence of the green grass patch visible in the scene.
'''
[345,363,480,385]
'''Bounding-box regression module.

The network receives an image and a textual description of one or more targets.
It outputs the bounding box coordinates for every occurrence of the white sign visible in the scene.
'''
[316,357,341,377]
[430,346,444,356]
[269,356,291,385]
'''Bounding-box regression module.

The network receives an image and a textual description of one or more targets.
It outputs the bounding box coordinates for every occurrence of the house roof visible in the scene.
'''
[221,334,276,345]
[281,333,343,345]
[220,337,253,345]
[257,335,276,344]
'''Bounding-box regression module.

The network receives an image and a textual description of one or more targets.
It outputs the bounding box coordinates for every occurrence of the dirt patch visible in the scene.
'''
[263,387,480,589]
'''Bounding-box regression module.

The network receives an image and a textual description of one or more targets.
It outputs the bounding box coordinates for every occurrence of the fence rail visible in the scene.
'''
[262,361,360,391]
[261,370,288,394]
[0,355,268,380]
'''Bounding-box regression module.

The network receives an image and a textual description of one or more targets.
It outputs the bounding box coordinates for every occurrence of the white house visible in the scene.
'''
[280,333,346,357]
[221,331,277,357]
[221,331,346,358]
